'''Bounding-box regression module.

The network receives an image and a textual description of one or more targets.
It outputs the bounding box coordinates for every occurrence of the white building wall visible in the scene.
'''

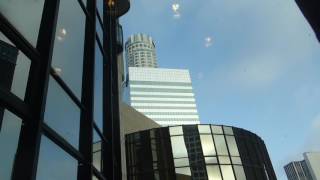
[128,67,200,126]
[304,152,320,180]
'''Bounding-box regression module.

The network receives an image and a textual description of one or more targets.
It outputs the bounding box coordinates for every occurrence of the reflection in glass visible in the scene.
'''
[0,110,22,180]
[205,157,218,164]
[0,33,30,100]
[93,141,101,171]
[175,167,191,176]
[223,126,234,135]
[233,165,246,180]
[36,136,78,180]
[200,135,216,156]
[220,165,235,180]
[207,165,222,180]
[198,125,211,133]
[225,136,239,156]
[218,156,231,164]
[171,136,188,158]
[211,125,223,134]
[44,77,80,149]
[51,0,86,98]
[174,158,190,167]
[169,126,183,135]
[0,0,45,46]
[231,157,242,165]
[94,41,103,130]
[214,135,229,155]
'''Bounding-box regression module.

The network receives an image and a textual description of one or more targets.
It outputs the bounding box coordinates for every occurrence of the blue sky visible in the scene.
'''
[121,0,320,179]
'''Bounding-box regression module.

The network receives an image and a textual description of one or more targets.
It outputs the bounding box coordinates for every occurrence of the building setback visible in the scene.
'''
[126,67,200,126]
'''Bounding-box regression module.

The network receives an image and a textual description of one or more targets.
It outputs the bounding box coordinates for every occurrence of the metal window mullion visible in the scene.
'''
[77,0,97,179]
[11,0,60,179]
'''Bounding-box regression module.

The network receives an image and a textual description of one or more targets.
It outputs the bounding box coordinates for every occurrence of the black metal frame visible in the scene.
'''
[0,0,128,179]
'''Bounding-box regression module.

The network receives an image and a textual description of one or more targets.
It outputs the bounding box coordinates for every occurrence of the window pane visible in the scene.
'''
[233,165,246,180]
[96,15,103,41]
[94,41,103,130]
[223,126,234,135]
[200,135,216,156]
[231,157,242,165]
[205,157,218,164]
[198,125,211,133]
[0,33,30,100]
[0,0,44,46]
[211,125,223,134]
[206,165,222,180]
[220,165,235,180]
[93,141,102,171]
[214,135,229,155]
[44,77,80,149]
[175,167,191,176]
[170,126,183,135]
[174,158,190,167]
[0,110,22,180]
[171,136,188,158]
[218,156,231,164]
[225,136,239,156]
[36,136,77,180]
[51,0,86,98]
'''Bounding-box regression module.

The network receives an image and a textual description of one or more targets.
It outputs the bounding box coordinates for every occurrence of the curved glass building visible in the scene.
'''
[125,34,158,68]
[125,124,277,180]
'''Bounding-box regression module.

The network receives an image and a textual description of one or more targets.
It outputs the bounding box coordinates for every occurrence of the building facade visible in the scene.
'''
[0,0,129,180]
[284,152,320,180]
[125,34,158,68]
[284,161,313,180]
[126,67,200,126]
[125,124,277,180]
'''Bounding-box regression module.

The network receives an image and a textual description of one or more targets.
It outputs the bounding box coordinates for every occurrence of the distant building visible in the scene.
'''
[304,152,320,180]
[125,124,277,180]
[284,161,313,180]
[284,152,320,180]
[125,67,200,126]
[0,40,18,130]
[125,34,158,68]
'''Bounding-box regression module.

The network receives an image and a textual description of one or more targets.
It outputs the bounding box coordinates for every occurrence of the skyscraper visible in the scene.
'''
[284,161,313,180]
[125,34,158,68]
[284,152,320,180]
[0,40,18,130]
[126,67,200,126]
[124,33,200,126]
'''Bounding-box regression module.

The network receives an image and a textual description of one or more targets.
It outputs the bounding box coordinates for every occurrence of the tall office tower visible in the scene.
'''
[0,40,18,130]
[284,161,313,180]
[125,34,158,68]
[126,67,200,126]
[304,152,320,180]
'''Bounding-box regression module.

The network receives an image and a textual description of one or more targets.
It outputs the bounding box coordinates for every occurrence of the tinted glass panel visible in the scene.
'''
[223,126,233,135]
[205,157,218,164]
[220,165,235,180]
[233,165,246,180]
[200,135,216,156]
[0,33,30,100]
[175,167,192,176]
[44,77,80,149]
[231,157,242,165]
[93,141,101,171]
[219,156,231,164]
[198,125,211,133]
[0,110,22,180]
[211,125,223,134]
[170,126,183,135]
[36,136,78,180]
[207,165,222,180]
[171,136,188,158]
[94,41,103,130]
[225,136,239,156]
[0,0,44,46]
[214,135,229,155]
[174,158,190,167]
[51,0,86,98]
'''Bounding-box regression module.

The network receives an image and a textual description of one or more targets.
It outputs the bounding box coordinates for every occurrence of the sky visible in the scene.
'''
[121,0,320,179]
